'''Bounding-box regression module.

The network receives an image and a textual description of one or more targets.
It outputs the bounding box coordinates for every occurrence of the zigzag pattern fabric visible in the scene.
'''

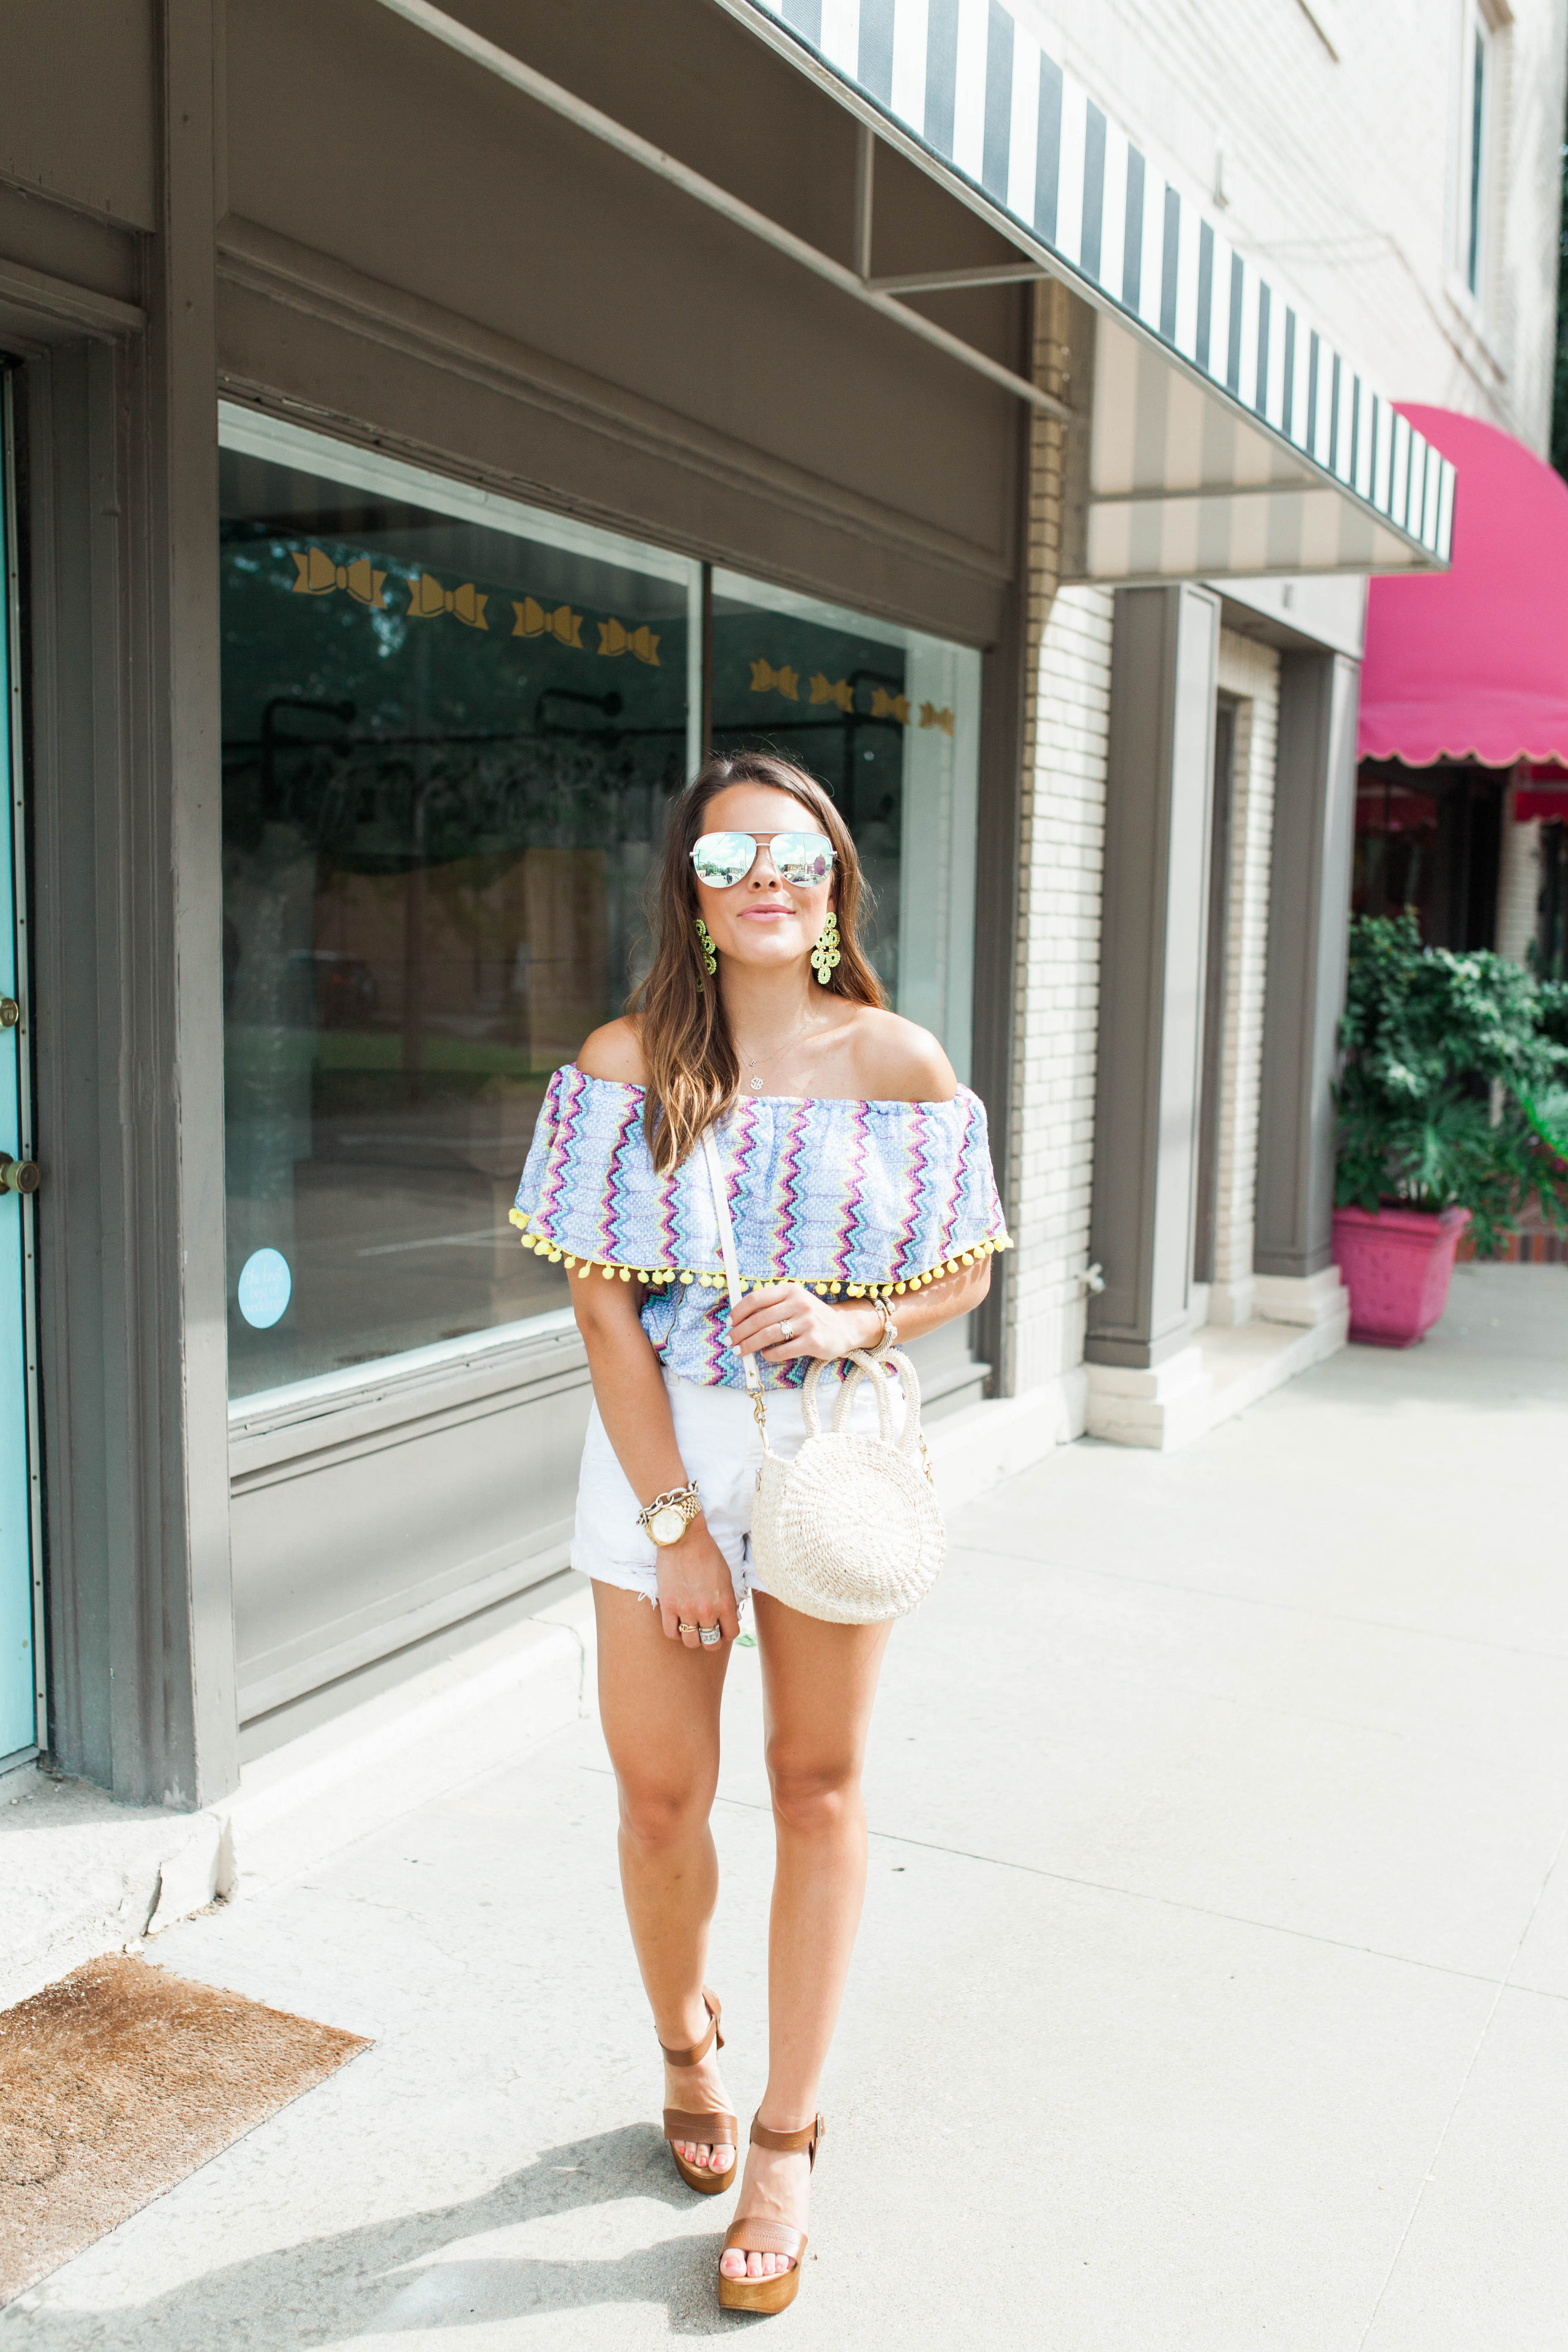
[513,1065,1010,1391]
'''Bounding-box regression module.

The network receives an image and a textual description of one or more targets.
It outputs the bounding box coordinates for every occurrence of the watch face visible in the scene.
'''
[649,1504,685,1546]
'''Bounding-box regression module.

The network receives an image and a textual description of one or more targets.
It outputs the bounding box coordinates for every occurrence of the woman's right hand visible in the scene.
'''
[656,1521,741,1648]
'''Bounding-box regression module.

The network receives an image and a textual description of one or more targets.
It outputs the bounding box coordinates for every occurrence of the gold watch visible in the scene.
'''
[637,1484,702,1547]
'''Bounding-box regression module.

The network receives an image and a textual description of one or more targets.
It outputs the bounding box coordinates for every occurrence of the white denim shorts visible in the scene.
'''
[573,1365,904,1606]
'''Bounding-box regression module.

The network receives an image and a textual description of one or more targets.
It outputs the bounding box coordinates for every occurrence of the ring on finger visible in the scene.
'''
[698,1624,722,1647]
[778,1319,794,1341]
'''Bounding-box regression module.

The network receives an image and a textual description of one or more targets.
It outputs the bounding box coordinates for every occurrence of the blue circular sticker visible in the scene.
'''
[237,1247,292,1330]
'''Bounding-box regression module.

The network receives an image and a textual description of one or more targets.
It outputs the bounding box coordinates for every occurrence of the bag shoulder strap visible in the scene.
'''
[700,1128,765,1419]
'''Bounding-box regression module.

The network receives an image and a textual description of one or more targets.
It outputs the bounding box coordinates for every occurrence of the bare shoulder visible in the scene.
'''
[847,1007,958,1103]
[575,1016,647,1085]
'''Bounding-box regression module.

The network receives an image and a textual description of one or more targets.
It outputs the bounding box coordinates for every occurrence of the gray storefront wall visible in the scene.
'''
[4,0,1037,1804]
[2,0,1443,1809]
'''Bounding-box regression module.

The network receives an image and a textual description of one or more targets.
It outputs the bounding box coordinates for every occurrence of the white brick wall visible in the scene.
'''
[1008,582,1114,1395]
[1208,631,1282,1317]
[1005,286,1113,1405]
[1004,399,1296,1387]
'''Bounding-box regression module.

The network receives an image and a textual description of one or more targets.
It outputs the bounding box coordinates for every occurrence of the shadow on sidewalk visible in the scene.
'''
[12,2125,750,2343]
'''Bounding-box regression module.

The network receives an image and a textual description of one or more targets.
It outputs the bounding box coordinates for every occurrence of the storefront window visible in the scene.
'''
[1353,758,1504,949]
[219,414,981,1405]
[711,569,979,1072]
[219,409,698,1397]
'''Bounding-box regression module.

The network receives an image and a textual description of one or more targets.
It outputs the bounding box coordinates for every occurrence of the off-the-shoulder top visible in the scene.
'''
[512,1063,1011,1389]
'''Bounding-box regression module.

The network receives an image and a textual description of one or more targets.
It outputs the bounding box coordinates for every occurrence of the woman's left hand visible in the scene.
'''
[728,1281,881,1365]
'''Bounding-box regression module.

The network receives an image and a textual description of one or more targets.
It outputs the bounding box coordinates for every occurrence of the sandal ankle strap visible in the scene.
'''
[749,2110,825,2166]
[658,1988,723,2067]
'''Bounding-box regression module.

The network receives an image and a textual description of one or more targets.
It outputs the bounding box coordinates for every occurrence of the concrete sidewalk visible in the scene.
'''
[4,1261,1566,2348]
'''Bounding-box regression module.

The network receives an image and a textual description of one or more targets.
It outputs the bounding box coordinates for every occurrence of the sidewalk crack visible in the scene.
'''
[1353,1806,1568,2348]
[690,1775,1559,1994]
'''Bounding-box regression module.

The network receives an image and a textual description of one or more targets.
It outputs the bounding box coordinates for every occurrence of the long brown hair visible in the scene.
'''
[629,751,885,1171]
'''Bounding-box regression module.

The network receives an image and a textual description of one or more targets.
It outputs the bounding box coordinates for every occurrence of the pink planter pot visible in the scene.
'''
[1330,1204,1472,1348]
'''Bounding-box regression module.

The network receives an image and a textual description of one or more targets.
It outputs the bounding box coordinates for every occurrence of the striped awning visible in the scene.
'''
[723,0,1454,584]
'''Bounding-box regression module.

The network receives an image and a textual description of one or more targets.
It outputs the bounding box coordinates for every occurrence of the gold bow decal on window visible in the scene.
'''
[290,547,389,608]
[405,573,489,627]
[750,658,800,700]
[598,617,661,665]
[870,687,910,725]
[513,597,584,648]
[919,702,955,735]
[809,673,854,712]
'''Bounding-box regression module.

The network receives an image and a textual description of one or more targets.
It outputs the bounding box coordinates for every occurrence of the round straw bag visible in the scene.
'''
[751,1348,947,1623]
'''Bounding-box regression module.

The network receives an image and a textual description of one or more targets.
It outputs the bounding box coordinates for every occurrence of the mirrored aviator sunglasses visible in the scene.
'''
[690,830,837,888]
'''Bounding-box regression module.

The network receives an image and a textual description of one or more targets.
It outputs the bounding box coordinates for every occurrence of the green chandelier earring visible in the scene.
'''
[810,911,841,985]
[694,916,717,988]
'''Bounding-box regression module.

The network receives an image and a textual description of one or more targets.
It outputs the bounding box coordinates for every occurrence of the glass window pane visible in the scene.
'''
[1467,27,1486,295]
[219,408,697,1400]
[710,570,980,1076]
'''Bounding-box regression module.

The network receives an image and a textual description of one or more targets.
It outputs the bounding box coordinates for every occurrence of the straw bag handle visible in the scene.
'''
[701,1128,771,1448]
[824,1347,926,1468]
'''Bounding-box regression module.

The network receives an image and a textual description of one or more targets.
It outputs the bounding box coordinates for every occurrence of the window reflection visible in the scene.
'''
[220,420,695,1396]
[218,422,980,1405]
[710,570,979,1067]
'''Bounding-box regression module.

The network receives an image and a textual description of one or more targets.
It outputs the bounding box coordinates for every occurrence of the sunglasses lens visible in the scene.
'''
[690,832,757,888]
[771,833,836,886]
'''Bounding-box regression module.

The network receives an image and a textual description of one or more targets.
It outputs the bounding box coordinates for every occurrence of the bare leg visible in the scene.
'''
[593,1581,735,2175]
[720,1592,894,2282]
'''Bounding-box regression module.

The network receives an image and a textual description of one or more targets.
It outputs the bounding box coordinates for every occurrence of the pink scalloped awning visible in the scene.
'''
[1359,406,1568,767]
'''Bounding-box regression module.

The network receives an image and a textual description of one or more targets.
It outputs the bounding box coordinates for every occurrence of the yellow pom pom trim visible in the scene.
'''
[506,1225,1011,1294]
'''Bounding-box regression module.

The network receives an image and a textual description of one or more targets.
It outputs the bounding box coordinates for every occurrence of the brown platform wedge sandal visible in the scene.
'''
[716,2111,825,2314]
[660,1989,738,2196]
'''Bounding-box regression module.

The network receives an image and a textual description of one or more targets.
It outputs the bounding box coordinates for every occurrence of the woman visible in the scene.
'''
[511,750,1007,2313]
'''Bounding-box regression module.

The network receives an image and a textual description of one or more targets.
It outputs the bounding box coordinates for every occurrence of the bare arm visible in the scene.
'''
[573,1272,742,1646]
[571,1015,740,1646]
[728,1251,991,1366]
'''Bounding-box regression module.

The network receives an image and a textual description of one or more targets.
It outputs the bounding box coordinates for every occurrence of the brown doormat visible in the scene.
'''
[0,1953,370,2304]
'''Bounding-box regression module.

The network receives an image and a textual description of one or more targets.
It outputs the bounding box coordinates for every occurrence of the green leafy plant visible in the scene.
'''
[1535,978,1568,1055]
[1334,915,1568,1256]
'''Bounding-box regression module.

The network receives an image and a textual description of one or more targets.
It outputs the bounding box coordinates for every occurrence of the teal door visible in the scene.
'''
[0,387,39,1765]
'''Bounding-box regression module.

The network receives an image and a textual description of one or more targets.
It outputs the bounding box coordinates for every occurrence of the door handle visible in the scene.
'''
[0,1001,18,1028]
[0,1154,40,1194]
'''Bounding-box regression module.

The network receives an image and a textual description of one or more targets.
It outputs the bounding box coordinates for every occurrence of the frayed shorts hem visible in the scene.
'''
[574,1552,768,1610]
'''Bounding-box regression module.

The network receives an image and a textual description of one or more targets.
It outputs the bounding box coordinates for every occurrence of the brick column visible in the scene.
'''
[997,281,1112,1441]
[1204,630,1281,1327]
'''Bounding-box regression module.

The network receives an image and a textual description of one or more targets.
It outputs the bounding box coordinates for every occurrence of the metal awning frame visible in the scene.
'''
[369,0,1447,581]
[711,0,1452,579]
[373,0,1069,420]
